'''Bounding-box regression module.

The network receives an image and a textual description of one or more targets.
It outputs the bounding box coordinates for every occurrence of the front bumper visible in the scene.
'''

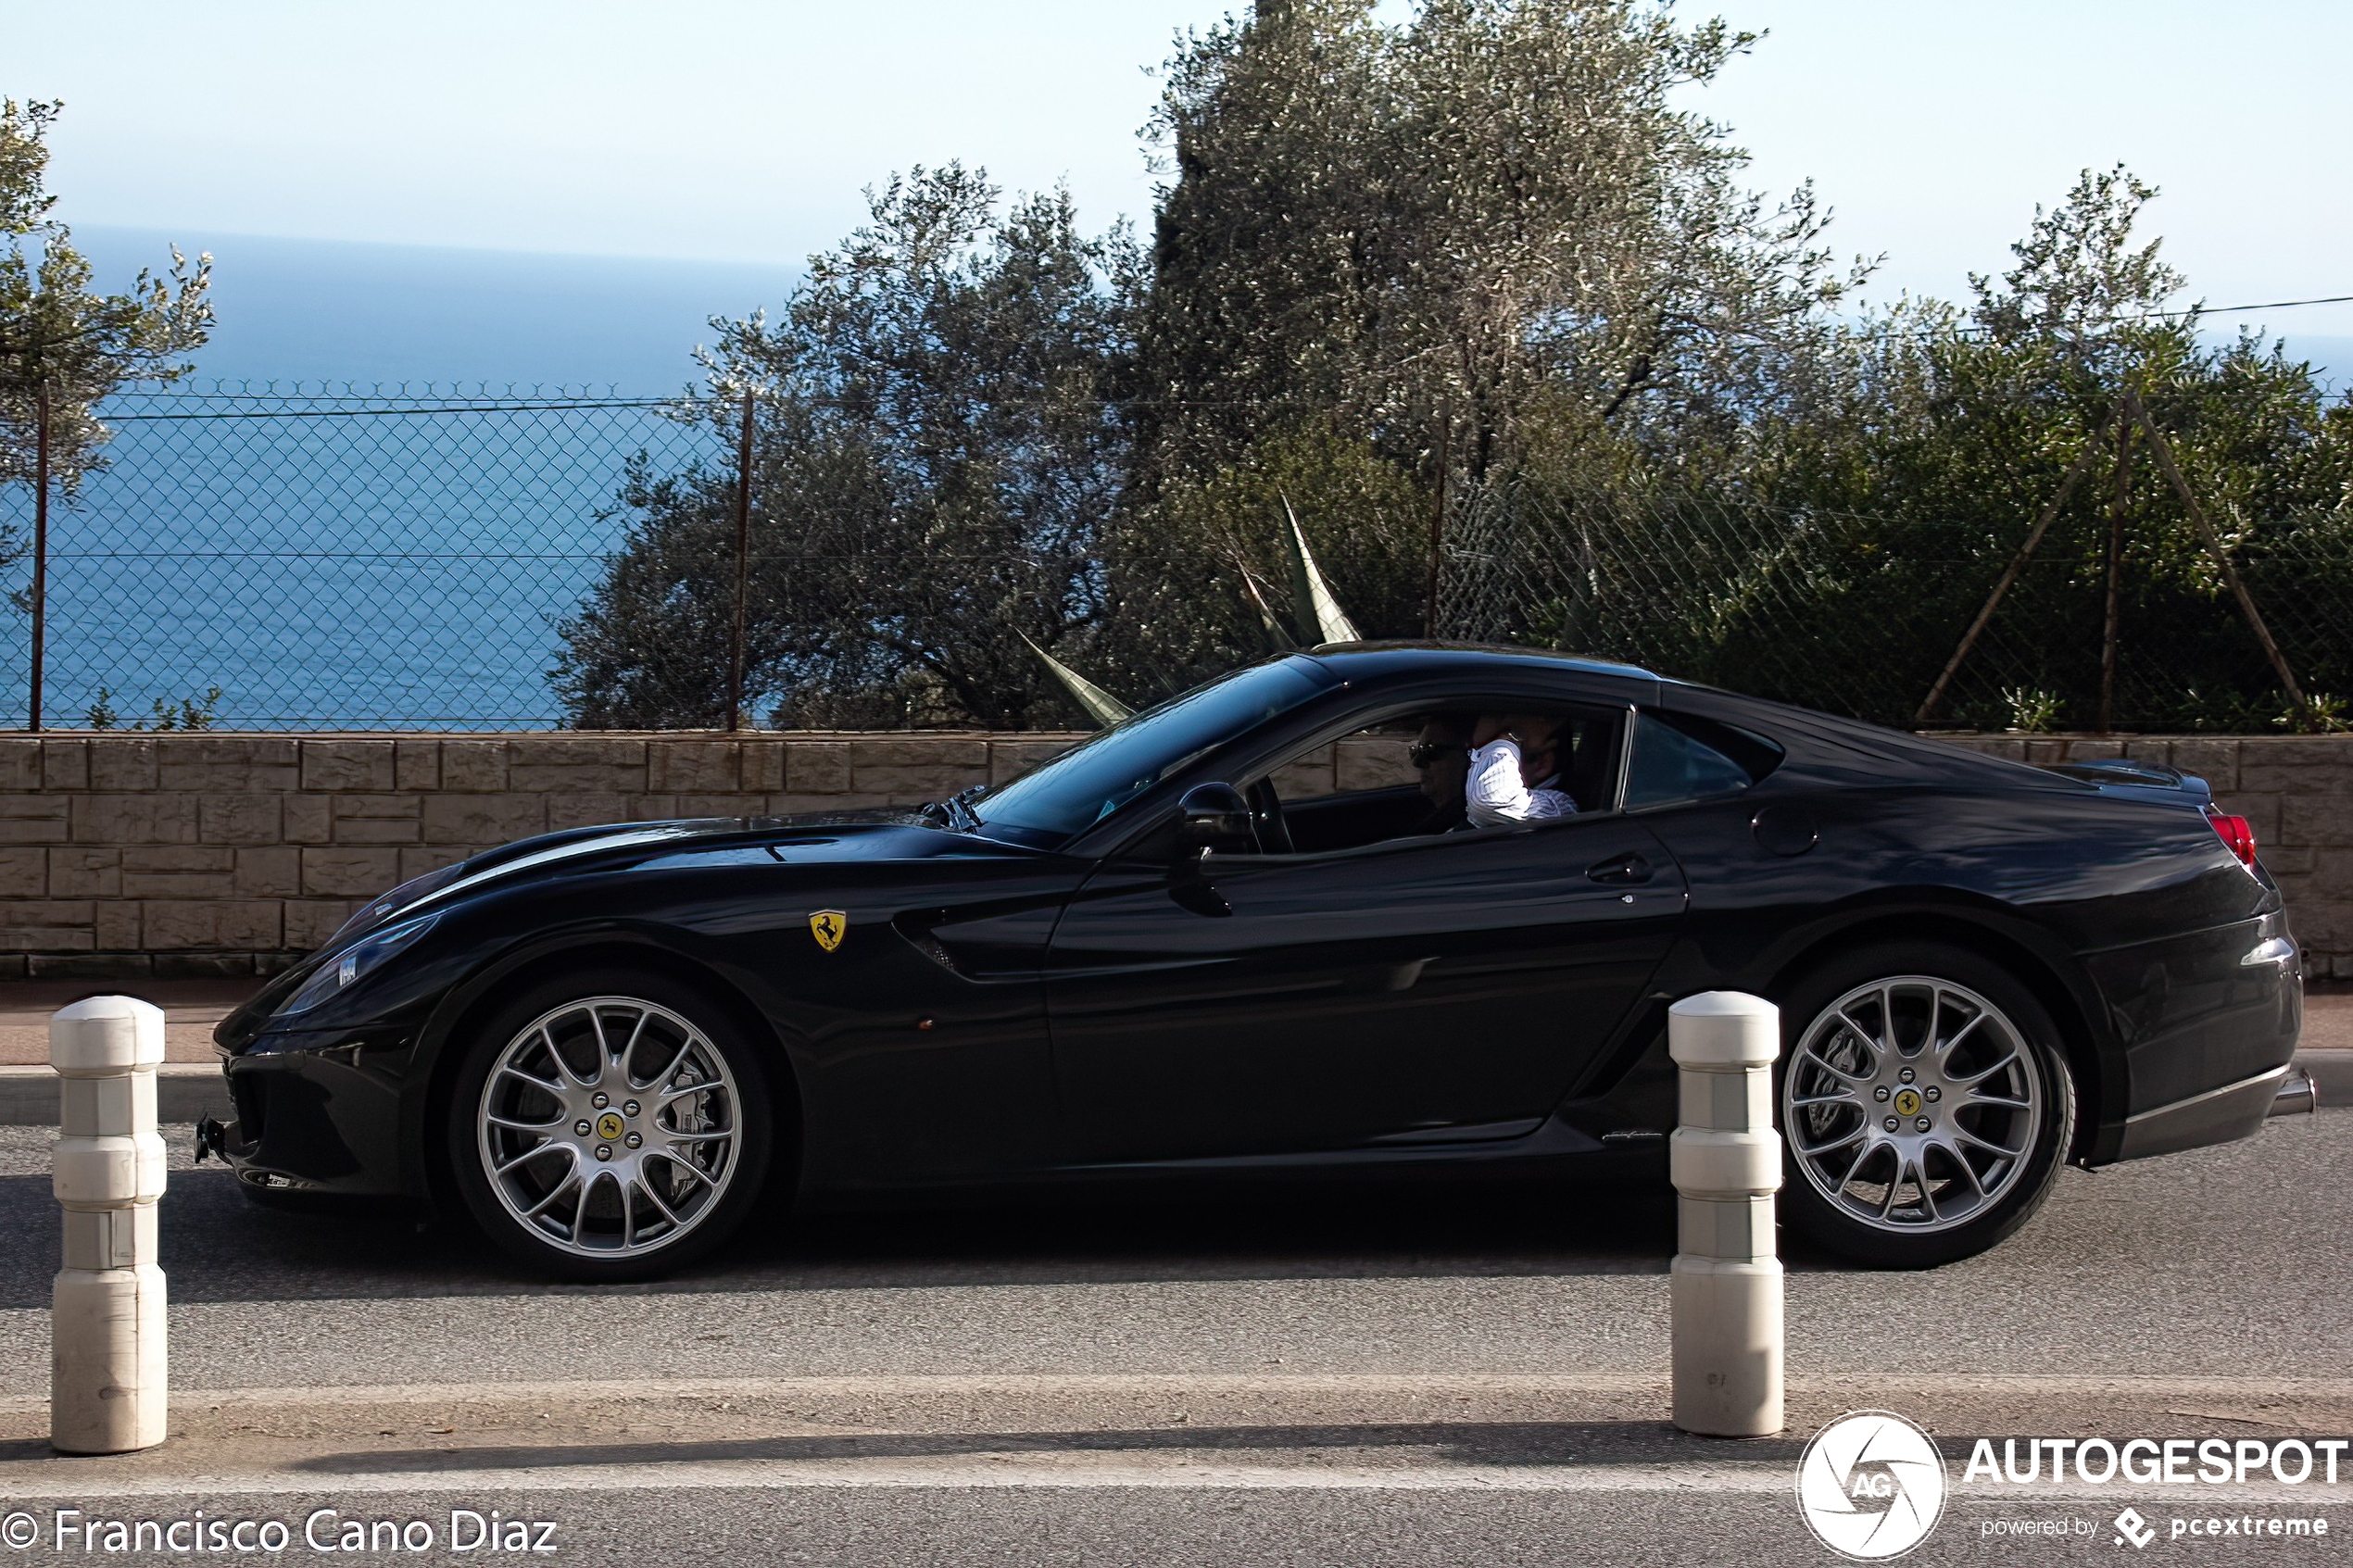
[218,1026,415,1199]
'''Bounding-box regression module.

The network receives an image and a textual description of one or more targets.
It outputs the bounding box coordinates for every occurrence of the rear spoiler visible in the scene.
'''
[2038,757,2266,870]
[2034,757,2216,809]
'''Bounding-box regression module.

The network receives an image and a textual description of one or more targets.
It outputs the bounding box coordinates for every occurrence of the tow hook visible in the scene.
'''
[194,1116,227,1163]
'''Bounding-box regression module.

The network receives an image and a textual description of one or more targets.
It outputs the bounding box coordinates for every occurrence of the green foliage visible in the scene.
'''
[1130,417,1428,646]
[1134,0,1857,492]
[1711,168,2353,728]
[555,167,1138,729]
[0,99,212,498]
[559,4,2353,734]
[85,684,220,731]
[2290,694,2352,734]
[1999,688,2063,734]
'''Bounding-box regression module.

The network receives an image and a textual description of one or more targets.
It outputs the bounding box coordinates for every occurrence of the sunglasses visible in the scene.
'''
[1409,742,1462,768]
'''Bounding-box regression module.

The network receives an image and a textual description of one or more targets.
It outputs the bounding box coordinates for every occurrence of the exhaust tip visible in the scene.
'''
[2270,1068,2318,1118]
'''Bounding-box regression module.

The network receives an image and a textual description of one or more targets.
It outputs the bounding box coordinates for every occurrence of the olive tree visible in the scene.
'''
[0,99,212,495]
[557,167,1139,729]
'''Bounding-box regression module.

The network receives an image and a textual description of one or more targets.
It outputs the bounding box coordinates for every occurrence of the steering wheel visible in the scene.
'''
[1245,778,1294,855]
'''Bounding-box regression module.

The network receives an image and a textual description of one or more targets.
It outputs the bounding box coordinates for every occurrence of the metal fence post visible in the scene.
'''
[1668,990,1783,1437]
[50,996,169,1455]
[28,380,50,733]
[725,387,755,733]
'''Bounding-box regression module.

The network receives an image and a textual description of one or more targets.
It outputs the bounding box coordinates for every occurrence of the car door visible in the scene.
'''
[1043,809,1689,1164]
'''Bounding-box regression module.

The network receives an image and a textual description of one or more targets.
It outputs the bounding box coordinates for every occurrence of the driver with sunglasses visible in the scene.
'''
[1406,714,1477,833]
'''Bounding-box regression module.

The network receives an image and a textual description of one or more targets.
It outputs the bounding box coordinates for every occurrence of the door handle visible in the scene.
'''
[1585,852,1655,886]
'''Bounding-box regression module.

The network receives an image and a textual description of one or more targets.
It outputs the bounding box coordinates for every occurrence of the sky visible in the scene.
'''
[11,0,2352,386]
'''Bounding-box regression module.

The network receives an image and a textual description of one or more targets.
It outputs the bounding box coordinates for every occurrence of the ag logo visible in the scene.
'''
[1794,1410,1947,1560]
[809,910,849,952]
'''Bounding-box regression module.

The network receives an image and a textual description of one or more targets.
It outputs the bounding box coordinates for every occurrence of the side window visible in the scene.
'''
[1622,711,1781,809]
[1252,705,1631,854]
[1259,724,1431,854]
[1265,728,1421,802]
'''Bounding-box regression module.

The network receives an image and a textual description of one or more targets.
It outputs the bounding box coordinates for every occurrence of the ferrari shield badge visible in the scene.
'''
[809,909,849,953]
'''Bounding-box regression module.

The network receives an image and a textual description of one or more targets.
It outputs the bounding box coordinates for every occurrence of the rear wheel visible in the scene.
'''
[447,970,773,1282]
[1775,944,2073,1268]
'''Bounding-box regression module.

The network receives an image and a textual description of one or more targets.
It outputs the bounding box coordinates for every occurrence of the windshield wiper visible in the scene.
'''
[927,784,985,833]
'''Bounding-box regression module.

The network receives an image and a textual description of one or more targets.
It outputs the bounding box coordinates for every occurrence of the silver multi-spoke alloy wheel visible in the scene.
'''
[1781,975,2045,1235]
[475,996,743,1261]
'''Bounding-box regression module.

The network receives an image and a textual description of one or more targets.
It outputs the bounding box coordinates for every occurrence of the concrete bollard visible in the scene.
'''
[1668,990,1783,1437]
[50,996,169,1455]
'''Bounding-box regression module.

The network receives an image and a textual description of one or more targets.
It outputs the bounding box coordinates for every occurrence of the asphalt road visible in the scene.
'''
[0,1109,2347,1565]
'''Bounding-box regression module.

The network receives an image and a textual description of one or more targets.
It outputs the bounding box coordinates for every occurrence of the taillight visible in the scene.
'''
[2208,811,2258,868]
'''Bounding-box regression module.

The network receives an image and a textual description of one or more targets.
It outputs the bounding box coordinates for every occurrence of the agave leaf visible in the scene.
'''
[1020,633,1133,727]
[1239,568,1298,651]
[1280,493,1363,645]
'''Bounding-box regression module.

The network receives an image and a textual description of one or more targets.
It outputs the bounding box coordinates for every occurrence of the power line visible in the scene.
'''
[2181,293,2353,317]
[1853,290,2353,344]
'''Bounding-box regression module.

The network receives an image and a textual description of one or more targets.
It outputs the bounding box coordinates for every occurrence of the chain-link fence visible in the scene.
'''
[0,384,724,730]
[2,382,2347,732]
[1437,483,2353,734]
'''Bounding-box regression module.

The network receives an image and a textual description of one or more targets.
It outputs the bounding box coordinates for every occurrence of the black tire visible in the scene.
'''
[445,968,774,1283]
[1773,942,2074,1269]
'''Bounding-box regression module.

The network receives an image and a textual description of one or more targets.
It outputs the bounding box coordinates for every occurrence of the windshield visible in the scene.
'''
[970,657,1337,845]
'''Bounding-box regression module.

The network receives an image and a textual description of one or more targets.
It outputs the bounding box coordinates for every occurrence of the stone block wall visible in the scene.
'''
[0,734,1085,979]
[0,730,2345,981]
[1940,734,2353,979]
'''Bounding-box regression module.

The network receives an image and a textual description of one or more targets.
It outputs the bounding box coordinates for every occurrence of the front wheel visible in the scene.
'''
[447,971,774,1282]
[1775,945,2074,1268]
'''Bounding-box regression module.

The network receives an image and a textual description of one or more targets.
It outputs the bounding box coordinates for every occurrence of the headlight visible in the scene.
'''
[277,913,441,1016]
[325,859,470,947]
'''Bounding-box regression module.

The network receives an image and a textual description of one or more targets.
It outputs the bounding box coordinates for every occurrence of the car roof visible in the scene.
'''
[1297,641,2075,792]
[1302,641,1659,684]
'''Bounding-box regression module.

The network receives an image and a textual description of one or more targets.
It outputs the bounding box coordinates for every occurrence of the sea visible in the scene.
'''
[0,228,799,730]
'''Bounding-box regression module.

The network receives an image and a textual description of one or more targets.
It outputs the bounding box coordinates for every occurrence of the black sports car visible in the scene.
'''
[210,645,2303,1279]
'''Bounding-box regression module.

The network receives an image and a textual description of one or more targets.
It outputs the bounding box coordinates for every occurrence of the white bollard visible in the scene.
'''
[1668,990,1783,1437]
[50,996,169,1455]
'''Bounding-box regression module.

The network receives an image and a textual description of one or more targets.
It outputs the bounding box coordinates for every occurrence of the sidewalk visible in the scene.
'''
[6,1372,2352,1498]
[2301,986,2353,1047]
[0,979,254,1066]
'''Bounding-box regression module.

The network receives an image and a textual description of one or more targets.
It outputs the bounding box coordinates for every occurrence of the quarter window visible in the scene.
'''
[1622,711,1780,809]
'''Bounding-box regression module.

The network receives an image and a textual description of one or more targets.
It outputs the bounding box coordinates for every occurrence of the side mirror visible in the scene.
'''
[1177,783,1255,854]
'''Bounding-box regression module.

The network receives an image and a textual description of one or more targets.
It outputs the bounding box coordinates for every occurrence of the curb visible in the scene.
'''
[0,1063,228,1125]
[2296,1048,2353,1104]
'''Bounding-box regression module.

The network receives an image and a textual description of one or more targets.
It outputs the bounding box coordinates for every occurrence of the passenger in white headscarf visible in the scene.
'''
[1466,715,1577,827]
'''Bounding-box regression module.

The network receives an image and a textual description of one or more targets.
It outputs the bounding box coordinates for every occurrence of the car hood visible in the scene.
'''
[327,809,1021,954]
[219,809,1042,1047]
[371,809,1026,929]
